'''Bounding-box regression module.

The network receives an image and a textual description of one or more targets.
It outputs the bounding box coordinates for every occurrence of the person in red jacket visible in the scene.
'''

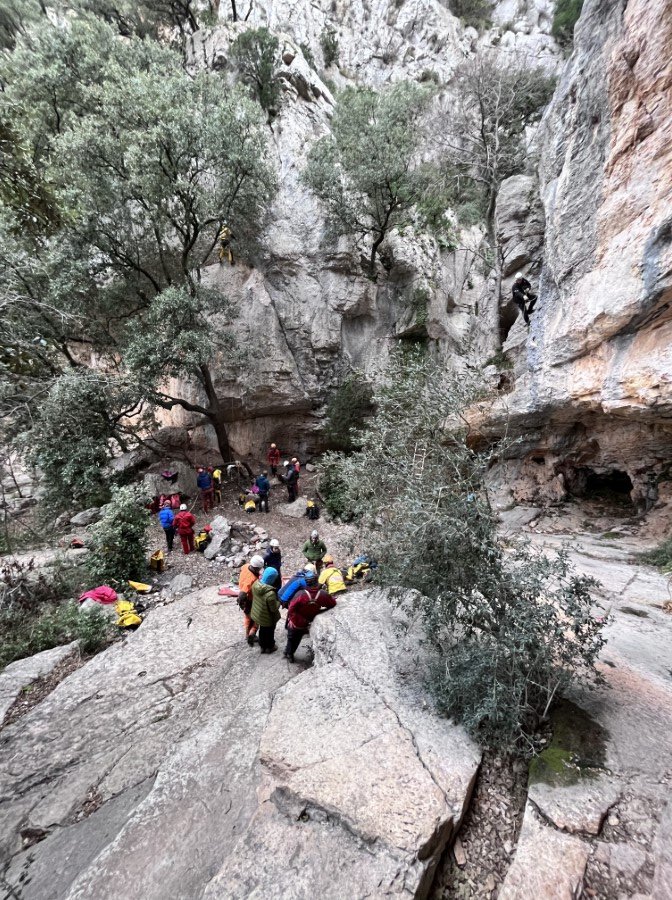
[267,443,281,476]
[173,503,196,554]
[284,570,336,662]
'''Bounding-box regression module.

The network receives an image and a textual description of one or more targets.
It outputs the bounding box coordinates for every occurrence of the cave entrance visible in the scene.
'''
[568,467,634,508]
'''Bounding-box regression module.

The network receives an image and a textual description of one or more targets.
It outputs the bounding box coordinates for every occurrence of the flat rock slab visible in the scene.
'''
[0,588,479,900]
[0,642,79,725]
[528,772,621,835]
[499,803,590,900]
[279,498,308,518]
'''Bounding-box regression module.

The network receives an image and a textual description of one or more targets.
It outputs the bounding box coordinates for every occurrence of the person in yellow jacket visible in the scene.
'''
[318,555,347,596]
[218,225,235,265]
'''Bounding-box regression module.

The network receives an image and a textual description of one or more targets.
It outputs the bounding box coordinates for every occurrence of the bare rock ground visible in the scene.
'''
[0,588,479,899]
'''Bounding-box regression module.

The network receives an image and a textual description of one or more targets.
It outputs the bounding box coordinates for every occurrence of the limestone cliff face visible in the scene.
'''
[485,0,672,509]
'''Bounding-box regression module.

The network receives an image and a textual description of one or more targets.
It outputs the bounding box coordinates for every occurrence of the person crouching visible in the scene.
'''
[251,567,281,654]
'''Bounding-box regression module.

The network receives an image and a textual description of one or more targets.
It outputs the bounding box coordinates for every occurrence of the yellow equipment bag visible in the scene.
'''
[114,599,143,628]
[244,499,257,513]
[128,580,152,593]
[149,550,165,573]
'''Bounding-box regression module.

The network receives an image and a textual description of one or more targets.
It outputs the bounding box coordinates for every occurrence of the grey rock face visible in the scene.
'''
[0,642,79,724]
[69,508,101,527]
[167,573,194,596]
[204,516,232,560]
[0,588,479,899]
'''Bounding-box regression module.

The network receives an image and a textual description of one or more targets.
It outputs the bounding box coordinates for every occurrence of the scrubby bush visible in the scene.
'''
[320,26,339,67]
[299,41,315,68]
[86,485,150,586]
[324,373,373,451]
[447,0,492,29]
[552,0,584,49]
[230,27,280,114]
[318,461,353,520]
[325,348,605,751]
[640,536,672,572]
[0,559,110,669]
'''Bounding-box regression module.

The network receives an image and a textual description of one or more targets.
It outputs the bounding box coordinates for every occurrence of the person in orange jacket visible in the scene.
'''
[267,443,281,476]
[173,503,196,554]
[238,554,265,645]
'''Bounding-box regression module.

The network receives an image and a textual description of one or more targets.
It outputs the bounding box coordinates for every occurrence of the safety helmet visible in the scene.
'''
[179,504,187,511]
[292,457,298,463]
[250,554,265,570]
[305,568,318,584]
[515,271,524,279]
[271,443,276,448]
[270,538,280,548]
[323,554,334,566]
[310,530,319,539]
[304,563,317,575]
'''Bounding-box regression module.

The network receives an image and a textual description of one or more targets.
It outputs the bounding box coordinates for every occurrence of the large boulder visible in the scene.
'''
[204,516,232,560]
[0,587,479,899]
[69,508,101,527]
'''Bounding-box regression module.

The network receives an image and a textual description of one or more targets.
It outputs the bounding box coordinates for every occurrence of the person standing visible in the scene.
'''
[284,569,336,662]
[282,460,299,502]
[212,465,222,505]
[196,467,214,513]
[255,470,271,513]
[158,500,175,552]
[291,457,301,495]
[173,503,196,555]
[263,538,282,587]
[302,530,327,572]
[238,555,265,646]
[267,443,280,476]
[251,567,281,654]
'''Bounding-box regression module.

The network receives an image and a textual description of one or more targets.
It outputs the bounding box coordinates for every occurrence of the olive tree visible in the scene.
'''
[304,82,445,277]
[321,349,605,750]
[0,14,276,504]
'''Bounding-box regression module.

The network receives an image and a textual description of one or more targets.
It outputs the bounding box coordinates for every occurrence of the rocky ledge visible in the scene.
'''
[0,588,479,899]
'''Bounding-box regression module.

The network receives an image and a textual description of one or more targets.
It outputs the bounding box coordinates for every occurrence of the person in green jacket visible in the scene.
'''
[302,529,327,572]
[251,567,281,653]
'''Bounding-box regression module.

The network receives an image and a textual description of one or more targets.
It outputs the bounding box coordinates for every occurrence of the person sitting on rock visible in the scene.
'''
[281,460,299,502]
[284,568,336,663]
[267,443,281,477]
[251,567,281,654]
[318,555,347,596]
[512,272,537,326]
[238,554,265,645]
[255,470,271,513]
[302,529,327,572]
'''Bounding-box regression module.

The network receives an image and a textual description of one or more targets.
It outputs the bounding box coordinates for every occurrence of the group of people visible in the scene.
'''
[237,528,344,661]
[266,445,302,502]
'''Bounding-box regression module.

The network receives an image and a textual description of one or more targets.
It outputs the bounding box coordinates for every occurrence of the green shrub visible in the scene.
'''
[318,460,354,520]
[86,485,150,586]
[299,41,315,68]
[640,536,672,572]
[230,27,280,114]
[320,26,339,67]
[325,349,605,751]
[0,559,110,669]
[324,373,374,451]
[552,0,584,48]
[447,0,492,29]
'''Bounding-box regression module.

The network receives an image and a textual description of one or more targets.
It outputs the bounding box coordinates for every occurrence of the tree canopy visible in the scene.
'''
[0,11,276,506]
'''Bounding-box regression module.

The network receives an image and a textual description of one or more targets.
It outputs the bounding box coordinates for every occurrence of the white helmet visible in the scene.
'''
[179,504,187,511]
[270,538,280,548]
[304,563,317,575]
[283,460,290,467]
[310,530,319,539]
[515,271,524,279]
[250,554,265,570]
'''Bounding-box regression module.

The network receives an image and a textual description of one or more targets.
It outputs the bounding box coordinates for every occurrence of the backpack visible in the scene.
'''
[306,499,320,520]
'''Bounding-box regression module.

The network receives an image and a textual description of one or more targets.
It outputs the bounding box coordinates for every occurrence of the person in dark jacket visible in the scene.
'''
[251,567,281,653]
[196,467,214,513]
[255,471,271,513]
[284,570,336,662]
[511,272,537,326]
[263,538,282,587]
[281,460,299,502]
[158,500,175,551]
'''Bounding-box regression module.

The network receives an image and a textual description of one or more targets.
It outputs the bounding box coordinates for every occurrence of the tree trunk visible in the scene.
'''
[230,0,238,21]
[199,364,233,462]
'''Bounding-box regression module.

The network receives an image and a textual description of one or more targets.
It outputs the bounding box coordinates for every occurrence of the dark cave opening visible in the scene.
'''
[567,467,634,506]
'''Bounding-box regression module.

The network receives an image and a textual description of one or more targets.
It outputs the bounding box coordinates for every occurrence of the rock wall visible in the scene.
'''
[483,0,672,510]
[161,5,560,460]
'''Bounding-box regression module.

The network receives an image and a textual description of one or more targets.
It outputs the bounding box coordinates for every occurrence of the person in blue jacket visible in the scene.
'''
[255,470,271,513]
[278,564,316,607]
[158,500,175,551]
